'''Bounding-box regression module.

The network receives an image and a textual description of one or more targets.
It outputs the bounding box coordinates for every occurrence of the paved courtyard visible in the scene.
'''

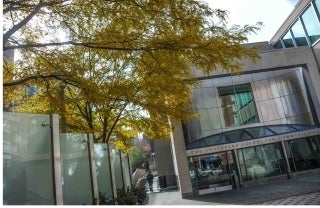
[147,173,320,205]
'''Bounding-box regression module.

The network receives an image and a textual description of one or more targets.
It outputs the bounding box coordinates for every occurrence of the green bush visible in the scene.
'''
[94,186,148,205]
[93,192,114,205]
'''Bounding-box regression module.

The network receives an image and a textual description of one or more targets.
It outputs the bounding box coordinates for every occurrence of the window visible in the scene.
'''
[315,0,320,17]
[282,30,295,48]
[301,5,320,44]
[218,83,259,127]
[291,19,308,46]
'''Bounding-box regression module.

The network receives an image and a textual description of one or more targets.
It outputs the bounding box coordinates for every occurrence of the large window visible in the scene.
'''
[291,19,308,46]
[237,143,285,182]
[218,83,259,127]
[286,136,320,172]
[282,30,295,48]
[301,5,320,44]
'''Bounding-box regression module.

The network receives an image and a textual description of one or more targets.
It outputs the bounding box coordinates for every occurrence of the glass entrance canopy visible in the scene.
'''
[186,124,319,150]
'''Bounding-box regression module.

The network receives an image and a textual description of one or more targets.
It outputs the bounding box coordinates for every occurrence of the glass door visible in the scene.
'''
[188,151,235,195]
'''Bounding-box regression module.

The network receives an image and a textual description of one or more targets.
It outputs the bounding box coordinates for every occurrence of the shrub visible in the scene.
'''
[94,186,148,205]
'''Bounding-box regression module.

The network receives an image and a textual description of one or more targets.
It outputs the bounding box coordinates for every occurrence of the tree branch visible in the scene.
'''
[3,73,74,87]
[3,0,71,44]
[3,40,150,51]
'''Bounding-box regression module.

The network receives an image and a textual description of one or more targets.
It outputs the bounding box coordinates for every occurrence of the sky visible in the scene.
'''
[202,0,299,43]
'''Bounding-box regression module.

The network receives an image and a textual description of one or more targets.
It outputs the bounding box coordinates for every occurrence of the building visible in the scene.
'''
[169,0,320,198]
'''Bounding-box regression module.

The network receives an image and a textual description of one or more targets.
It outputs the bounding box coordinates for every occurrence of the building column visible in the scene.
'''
[169,119,193,198]
[50,114,63,205]
[280,141,292,179]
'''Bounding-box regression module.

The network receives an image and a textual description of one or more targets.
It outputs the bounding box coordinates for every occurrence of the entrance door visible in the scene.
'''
[189,151,235,195]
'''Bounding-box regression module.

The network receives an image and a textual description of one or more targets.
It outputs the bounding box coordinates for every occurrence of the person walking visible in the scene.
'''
[146,171,154,192]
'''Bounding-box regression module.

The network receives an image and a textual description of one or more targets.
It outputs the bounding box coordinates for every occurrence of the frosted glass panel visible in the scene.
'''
[121,153,132,189]
[60,134,93,205]
[94,143,113,199]
[3,112,54,205]
[112,149,124,189]
[253,78,279,101]
[198,108,222,130]
[192,87,218,108]
[276,69,305,96]
[280,93,308,117]
[258,98,285,122]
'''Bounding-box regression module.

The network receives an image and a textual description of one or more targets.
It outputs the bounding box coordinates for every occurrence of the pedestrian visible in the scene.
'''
[146,171,154,192]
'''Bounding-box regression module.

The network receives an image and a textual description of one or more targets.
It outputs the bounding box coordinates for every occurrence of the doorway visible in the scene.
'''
[188,151,236,195]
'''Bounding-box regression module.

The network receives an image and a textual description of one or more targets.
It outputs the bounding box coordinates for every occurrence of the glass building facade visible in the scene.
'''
[184,67,320,195]
[273,0,320,48]
[184,67,314,144]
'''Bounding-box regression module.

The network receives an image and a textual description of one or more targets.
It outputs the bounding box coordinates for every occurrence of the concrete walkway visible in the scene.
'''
[148,174,320,205]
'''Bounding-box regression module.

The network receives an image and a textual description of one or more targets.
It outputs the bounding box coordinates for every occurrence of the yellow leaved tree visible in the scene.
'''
[3,0,261,151]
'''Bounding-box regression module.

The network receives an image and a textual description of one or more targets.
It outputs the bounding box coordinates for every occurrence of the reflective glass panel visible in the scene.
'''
[3,112,54,205]
[94,143,113,200]
[203,134,229,146]
[121,153,132,189]
[301,5,320,44]
[188,152,233,194]
[218,83,259,127]
[282,30,295,48]
[224,129,253,142]
[267,125,296,134]
[291,19,308,46]
[237,143,284,182]
[315,0,320,15]
[192,87,218,108]
[198,108,222,130]
[112,149,124,189]
[60,134,93,205]
[245,127,275,138]
[286,136,320,172]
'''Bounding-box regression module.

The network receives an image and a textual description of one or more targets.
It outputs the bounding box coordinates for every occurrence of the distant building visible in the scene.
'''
[168,0,320,198]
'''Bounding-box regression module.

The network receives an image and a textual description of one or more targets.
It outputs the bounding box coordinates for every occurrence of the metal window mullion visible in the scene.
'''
[300,13,313,46]
[289,29,298,47]
[280,38,285,48]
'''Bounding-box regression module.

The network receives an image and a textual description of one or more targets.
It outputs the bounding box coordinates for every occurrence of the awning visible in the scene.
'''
[186,124,320,150]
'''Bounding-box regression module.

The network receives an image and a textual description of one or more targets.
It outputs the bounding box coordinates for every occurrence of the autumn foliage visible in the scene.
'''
[3,0,261,150]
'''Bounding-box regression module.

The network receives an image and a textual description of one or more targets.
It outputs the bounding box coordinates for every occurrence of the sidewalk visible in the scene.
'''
[148,174,320,205]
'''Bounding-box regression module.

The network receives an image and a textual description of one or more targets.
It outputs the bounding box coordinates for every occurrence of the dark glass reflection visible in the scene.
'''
[218,83,259,127]
[286,136,320,172]
[188,152,235,194]
[237,143,285,182]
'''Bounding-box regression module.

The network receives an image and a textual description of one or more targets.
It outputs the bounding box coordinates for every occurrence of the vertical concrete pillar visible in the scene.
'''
[87,134,99,204]
[280,141,292,179]
[168,119,193,198]
[50,114,63,205]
